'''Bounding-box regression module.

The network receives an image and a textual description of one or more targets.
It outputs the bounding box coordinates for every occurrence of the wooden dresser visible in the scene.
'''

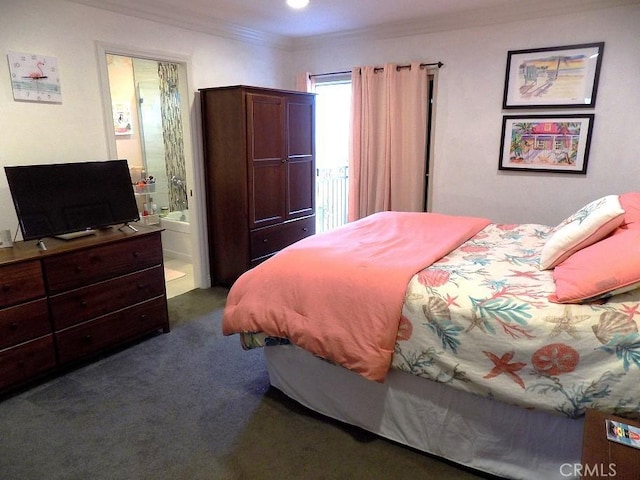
[199,85,316,286]
[0,226,169,396]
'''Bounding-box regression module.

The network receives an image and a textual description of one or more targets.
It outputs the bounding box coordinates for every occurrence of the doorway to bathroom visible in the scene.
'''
[104,52,195,298]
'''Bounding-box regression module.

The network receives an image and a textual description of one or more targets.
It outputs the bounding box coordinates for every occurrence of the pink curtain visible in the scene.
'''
[348,63,430,221]
[295,72,315,92]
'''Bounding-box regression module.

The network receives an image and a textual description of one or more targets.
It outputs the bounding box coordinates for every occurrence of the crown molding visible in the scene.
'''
[66,0,293,49]
[66,0,638,51]
[291,0,640,50]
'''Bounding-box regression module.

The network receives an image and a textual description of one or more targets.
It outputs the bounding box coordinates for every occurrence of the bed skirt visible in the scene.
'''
[264,344,584,480]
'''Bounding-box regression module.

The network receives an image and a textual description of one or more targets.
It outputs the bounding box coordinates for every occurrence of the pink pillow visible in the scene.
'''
[550,225,640,303]
[619,192,640,227]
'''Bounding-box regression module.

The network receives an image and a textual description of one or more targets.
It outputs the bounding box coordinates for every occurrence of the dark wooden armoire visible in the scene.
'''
[199,85,316,286]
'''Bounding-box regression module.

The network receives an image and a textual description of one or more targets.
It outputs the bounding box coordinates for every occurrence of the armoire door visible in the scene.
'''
[286,95,315,220]
[247,93,286,229]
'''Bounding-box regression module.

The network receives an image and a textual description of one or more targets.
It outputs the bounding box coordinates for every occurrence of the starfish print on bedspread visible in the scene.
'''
[506,269,544,281]
[544,306,590,339]
[465,311,487,334]
[621,303,640,320]
[483,350,527,389]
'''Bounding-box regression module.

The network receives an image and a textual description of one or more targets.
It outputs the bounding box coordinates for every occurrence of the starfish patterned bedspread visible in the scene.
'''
[394,223,640,419]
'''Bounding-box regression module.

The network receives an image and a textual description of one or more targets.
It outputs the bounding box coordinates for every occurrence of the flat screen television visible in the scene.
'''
[4,159,140,241]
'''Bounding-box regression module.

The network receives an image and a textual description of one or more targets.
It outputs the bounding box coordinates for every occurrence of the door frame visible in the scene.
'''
[95,41,210,289]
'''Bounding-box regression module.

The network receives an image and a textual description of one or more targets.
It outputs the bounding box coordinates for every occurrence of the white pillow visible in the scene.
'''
[539,195,625,270]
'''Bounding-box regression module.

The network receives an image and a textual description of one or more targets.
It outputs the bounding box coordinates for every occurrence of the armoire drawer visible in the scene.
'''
[0,298,51,351]
[250,216,315,260]
[56,296,169,365]
[49,265,166,330]
[0,261,45,308]
[0,335,57,391]
[44,235,163,293]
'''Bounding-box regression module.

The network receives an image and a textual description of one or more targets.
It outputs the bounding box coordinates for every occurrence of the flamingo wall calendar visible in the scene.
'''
[7,51,61,103]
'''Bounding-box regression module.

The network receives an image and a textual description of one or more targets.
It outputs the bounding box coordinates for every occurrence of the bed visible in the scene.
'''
[222,193,640,480]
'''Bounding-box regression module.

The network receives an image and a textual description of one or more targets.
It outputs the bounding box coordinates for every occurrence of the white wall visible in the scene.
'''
[291,4,640,225]
[2,1,639,234]
[0,0,290,235]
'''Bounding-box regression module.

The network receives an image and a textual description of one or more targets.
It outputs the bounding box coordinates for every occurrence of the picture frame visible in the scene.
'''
[499,114,594,174]
[502,42,604,109]
[113,103,132,135]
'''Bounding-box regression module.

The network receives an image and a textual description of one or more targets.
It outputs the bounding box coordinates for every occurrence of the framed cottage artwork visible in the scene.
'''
[498,114,594,174]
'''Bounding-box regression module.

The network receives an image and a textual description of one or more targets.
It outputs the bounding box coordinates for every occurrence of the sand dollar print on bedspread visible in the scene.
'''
[531,343,580,376]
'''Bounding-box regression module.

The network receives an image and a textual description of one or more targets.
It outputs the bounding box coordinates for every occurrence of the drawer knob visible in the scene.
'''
[133,252,140,258]
[10,322,19,331]
[1,284,10,292]
[83,334,93,343]
[263,238,268,243]
[137,283,148,290]
[17,360,25,368]
[140,314,148,320]
[75,266,83,273]
[80,300,88,307]
[303,227,308,232]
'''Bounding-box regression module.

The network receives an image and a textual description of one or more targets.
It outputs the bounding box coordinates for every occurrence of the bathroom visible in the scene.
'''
[107,54,194,298]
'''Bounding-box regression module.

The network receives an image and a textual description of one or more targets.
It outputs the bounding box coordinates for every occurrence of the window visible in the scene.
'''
[314,78,351,233]
[311,70,435,225]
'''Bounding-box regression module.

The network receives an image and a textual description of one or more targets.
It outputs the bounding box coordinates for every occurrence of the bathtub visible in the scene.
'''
[159,210,192,262]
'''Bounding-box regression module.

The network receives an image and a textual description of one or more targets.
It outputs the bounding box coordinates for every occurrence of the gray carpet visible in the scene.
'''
[0,288,491,480]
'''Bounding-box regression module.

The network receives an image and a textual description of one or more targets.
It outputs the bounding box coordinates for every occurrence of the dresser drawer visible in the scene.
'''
[56,296,169,365]
[44,234,163,293]
[0,335,57,391]
[250,216,315,260]
[0,261,45,308]
[49,265,166,330]
[0,299,51,350]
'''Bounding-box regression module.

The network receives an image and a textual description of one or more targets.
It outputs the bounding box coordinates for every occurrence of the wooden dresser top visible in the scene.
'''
[0,225,162,267]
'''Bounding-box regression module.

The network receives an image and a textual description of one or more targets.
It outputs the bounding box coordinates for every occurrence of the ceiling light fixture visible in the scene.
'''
[287,0,309,9]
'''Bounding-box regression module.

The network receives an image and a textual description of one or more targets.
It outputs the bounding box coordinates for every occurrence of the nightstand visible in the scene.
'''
[581,409,640,479]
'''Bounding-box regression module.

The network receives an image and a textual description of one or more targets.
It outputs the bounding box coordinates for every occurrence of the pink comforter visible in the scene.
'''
[222,211,490,381]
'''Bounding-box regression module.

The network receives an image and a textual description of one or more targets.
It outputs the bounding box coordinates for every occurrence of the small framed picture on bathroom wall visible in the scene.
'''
[113,103,133,135]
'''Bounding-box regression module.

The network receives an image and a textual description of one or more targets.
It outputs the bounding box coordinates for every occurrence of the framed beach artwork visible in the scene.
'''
[7,51,61,103]
[502,42,604,109]
[498,114,594,174]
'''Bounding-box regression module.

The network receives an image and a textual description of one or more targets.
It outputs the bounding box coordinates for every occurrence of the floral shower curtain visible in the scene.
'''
[158,62,188,212]
[348,63,430,221]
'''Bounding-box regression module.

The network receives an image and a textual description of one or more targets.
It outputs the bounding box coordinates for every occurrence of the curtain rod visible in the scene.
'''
[309,61,443,79]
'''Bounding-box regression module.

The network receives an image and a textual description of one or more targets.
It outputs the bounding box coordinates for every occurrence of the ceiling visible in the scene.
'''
[68,0,634,44]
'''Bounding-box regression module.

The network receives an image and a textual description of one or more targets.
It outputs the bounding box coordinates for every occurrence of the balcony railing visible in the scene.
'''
[316,166,348,234]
